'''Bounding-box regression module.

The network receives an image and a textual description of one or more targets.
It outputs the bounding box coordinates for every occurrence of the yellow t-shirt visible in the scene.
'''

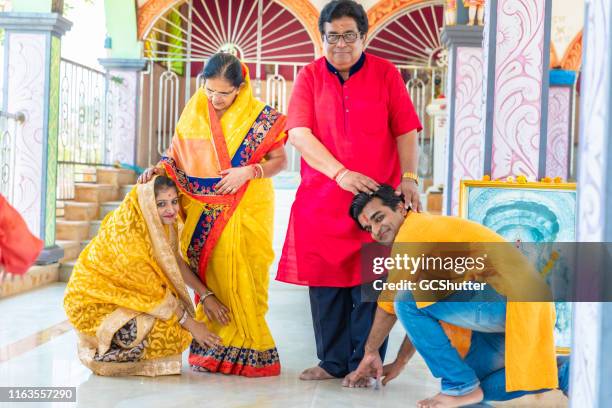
[378,212,558,392]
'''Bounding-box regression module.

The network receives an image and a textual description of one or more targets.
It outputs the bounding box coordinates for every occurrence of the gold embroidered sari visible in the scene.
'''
[63,181,194,376]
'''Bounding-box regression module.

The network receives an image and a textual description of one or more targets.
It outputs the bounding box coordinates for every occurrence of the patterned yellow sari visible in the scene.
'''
[161,65,286,377]
[63,181,194,376]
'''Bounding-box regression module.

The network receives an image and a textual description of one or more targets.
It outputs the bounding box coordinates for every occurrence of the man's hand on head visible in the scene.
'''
[396,179,422,211]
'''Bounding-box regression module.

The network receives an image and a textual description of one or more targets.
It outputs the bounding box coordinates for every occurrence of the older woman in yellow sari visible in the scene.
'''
[64,176,221,376]
[139,53,287,377]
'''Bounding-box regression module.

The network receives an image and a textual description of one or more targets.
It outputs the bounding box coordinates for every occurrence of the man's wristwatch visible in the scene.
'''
[402,171,419,185]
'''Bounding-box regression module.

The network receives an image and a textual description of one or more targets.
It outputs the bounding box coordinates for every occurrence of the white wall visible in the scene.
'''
[61,0,106,70]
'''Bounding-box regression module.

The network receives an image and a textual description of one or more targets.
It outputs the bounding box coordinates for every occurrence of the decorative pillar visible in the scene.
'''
[545,69,577,180]
[441,26,484,215]
[571,0,612,405]
[425,96,449,192]
[481,0,553,180]
[0,11,72,263]
[98,58,147,166]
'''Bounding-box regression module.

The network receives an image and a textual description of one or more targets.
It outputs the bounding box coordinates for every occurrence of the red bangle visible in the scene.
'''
[333,167,347,181]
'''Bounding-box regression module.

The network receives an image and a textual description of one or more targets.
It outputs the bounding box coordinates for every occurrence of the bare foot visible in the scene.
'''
[417,387,484,408]
[299,366,335,380]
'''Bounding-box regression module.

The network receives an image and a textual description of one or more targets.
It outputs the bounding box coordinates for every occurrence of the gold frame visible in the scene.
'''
[458,180,577,219]
[458,179,577,356]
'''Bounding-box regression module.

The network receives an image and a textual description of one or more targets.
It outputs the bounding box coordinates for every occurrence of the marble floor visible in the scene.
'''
[0,189,567,407]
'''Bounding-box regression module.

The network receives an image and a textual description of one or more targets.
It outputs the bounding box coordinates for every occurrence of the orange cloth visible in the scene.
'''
[378,211,558,392]
[0,194,43,274]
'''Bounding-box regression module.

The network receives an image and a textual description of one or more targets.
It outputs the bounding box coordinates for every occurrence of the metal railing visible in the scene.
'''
[0,110,25,205]
[57,58,112,200]
[399,65,447,184]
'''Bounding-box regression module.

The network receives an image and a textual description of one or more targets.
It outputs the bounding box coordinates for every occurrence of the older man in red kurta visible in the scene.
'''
[276,0,422,383]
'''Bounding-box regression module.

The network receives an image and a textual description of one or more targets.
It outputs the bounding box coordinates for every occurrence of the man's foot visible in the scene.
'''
[341,373,371,388]
[417,387,484,408]
[299,366,335,380]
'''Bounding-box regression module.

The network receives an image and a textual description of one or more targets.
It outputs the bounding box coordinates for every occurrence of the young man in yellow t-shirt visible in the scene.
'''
[343,184,569,408]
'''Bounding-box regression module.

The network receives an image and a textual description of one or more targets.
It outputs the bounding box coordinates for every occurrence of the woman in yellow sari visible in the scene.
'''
[138,53,287,377]
[64,176,221,376]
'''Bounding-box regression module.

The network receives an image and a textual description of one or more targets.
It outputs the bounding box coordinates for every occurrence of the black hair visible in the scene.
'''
[154,175,177,197]
[318,0,369,37]
[349,184,405,229]
[203,53,244,88]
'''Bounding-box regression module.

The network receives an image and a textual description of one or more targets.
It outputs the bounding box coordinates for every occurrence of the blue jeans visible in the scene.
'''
[394,285,570,401]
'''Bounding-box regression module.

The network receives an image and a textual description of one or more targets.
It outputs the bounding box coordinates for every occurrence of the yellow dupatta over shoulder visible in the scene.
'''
[64,180,194,377]
[159,64,286,377]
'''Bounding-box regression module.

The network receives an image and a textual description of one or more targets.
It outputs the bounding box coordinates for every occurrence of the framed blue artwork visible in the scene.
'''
[459,180,577,353]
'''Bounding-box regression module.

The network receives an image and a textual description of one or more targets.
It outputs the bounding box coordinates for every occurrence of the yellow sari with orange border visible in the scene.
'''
[63,181,194,377]
[160,65,286,377]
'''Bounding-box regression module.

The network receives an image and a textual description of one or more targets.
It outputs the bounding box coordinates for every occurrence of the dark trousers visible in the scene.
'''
[309,284,388,378]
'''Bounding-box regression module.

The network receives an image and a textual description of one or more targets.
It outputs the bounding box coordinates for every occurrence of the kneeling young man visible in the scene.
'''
[345,184,569,408]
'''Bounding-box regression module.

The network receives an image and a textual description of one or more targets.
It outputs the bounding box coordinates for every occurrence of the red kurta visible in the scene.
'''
[0,195,43,274]
[276,54,422,287]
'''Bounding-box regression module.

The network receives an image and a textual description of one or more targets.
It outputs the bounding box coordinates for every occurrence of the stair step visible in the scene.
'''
[0,263,60,297]
[74,183,119,203]
[59,260,77,282]
[121,184,135,198]
[89,220,102,239]
[99,201,122,219]
[80,239,92,251]
[56,240,82,262]
[56,220,90,241]
[96,167,137,186]
[64,201,99,221]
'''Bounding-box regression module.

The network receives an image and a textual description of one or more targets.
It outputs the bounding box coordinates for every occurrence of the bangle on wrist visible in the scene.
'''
[178,310,188,326]
[200,288,215,303]
[255,163,264,179]
[251,164,264,179]
[332,166,346,180]
[336,169,350,185]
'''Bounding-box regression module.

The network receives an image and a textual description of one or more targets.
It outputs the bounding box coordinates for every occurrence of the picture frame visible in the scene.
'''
[459,180,577,353]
